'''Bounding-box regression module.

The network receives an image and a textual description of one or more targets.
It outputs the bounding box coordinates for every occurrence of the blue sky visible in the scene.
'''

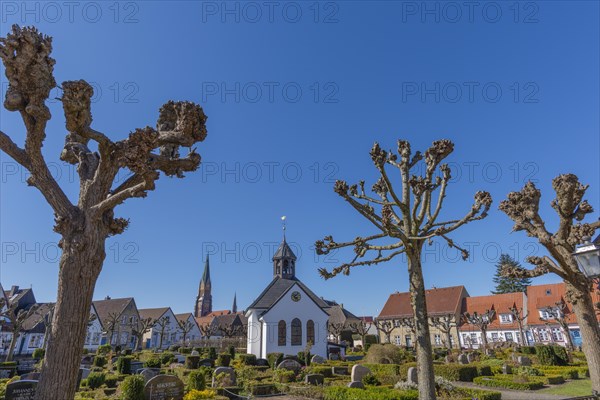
[0,1,598,316]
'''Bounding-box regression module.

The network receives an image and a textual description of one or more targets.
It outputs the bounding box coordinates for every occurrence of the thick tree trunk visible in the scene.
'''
[568,283,600,394]
[480,328,488,349]
[445,330,452,350]
[407,251,436,400]
[35,235,105,400]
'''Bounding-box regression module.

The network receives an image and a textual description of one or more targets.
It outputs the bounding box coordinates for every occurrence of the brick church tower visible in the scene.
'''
[194,255,212,317]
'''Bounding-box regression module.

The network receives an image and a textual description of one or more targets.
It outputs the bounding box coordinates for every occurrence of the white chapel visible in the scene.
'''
[246,235,330,358]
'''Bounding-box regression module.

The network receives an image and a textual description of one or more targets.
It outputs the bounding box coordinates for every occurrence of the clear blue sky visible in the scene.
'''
[1,1,598,316]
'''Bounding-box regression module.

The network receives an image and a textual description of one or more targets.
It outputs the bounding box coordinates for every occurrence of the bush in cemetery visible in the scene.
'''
[228,345,235,359]
[32,348,45,360]
[104,375,119,388]
[186,355,201,369]
[238,354,257,366]
[143,358,162,368]
[97,344,112,356]
[267,353,283,369]
[187,370,206,391]
[208,347,217,360]
[536,345,567,366]
[86,372,106,389]
[120,375,145,400]
[160,352,175,365]
[180,347,192,354]
[170,345,181,352]
[117,356,132,374]
[216,354,231,367]
[365,344,405,364]
[184,390,219,400]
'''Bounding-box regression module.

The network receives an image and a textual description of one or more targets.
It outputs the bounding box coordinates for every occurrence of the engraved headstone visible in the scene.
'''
[277,359,302,372]
[407,367,418,385]
[457,353,469,364]
[212,366,236,387]
[6,380,37,400]
[143,374,184,400]
[351,365,371,383]
[139,368,161,383]
[502,364,513,374]
[311,355,325,364]
[517,356,531,366]
[80,368,91,379]
[305,374,324,385]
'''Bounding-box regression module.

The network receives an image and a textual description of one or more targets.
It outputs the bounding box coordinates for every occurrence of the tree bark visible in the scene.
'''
[445,329,452,350]
[480,327,488,350]
[35,234,104,400]
[6,332,19,362]
[567,282,600,393]
[407,251,436,400]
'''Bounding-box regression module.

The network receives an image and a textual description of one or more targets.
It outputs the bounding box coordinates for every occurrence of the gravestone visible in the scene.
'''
[347,381,364,389]
[139,368,161,383]
[143,375,184,400]
[351,365,371,383]
[19,372,40,381]
[502,364,512,375]
[407,367,418,385]
[311,355,325,364]
[255,358,269,367]
[305,374,324,385]
[212,366,236,387]
[457,353,469,364]
[190,350,199,356]
[485,348,495,357]
[80,368,91,380]
[174,354,185,363]
[466,353,476,363]
[130,361,144,373]
[277,359,302,372]
[6,380,37,400]
[332,366,349,375]
[198,358,214,367]
[329,353,340,361]
[517,356,531,366]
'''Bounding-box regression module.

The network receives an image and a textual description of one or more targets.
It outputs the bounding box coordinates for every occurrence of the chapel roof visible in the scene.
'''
[247,276,329,310]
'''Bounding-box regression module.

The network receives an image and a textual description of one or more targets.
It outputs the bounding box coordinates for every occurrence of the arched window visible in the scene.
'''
[306,320,315,345]
[291,318,302,346]
[278,320,286,346]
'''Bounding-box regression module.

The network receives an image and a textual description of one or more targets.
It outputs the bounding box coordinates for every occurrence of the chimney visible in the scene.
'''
[9,286,19,296]
[105,295,111,300]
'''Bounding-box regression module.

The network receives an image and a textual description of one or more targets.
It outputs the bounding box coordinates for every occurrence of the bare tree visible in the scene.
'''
[462,310,495,350]
[35,304,55,350]
[133,317,154,350]
[198,321,217,340]
[218,321,240,338]
[541,301,575,350]
[155,316,170,349]
[499,175,600,392]
[508,305,528,346]
[429,314,457,349]
[0,298,39,361]
[315,139,491,400]
[178,319,195,345]
[327,321,346,343]
[349,317,373,349]
[103,312,120,348]
[375,319,394,344]
[0,25,208,400]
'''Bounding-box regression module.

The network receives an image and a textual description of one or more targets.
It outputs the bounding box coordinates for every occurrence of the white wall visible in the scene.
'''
[246,310,262,356]
[259,283,329,358]
[84,307,103,351]
[147,309,181,349]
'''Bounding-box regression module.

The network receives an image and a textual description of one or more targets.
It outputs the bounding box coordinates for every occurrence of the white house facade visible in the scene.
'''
[246,237,330,359]
[84,304,103,351]
[175,313,202,345]
[139,307,181,349]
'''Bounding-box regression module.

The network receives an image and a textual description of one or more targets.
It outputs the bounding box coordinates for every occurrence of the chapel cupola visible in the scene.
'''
[273,237,297,279]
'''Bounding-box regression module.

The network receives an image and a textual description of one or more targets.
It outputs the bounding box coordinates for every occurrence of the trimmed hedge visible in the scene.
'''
[117,356,132,374]
[537,366,579,380]
[310,366,334,378]
[238,354,257,366]
[473,376,544,390]
[362,363,400,385]
[535,345,568,366]
[121,375,145,400]
[324,386,419,400]
[187,370,206,391]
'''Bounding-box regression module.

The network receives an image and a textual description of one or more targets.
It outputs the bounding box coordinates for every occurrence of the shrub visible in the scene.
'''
[92,355,107,368]
[104,375,119,388]
[362,363,400,385]
[515,366,543,376]
[552,345,569,365]
[475,365,493,377]
[208,347,217,360]
[116,356,132,374]
[180,347,192,354]
[228,345,235,359]
[143,358,161,368]
[186,355,200,369]
[267,353,283,369]
[310,366,333,378]
[535,345,567,366]
[324,386,419,400]
[238,354,257,366]
[184,389,219,400]
[297,351,312,366]
[120,375,145,400]
[365,344,406,364]
[216,353,231,367]
[97,344,112,355]
[187,370,206,391]
[86,372,106,389]
[32,348,45,360]
[434,364,478,382]
[160,351,175,365]
[169,345,180,352]
[363,373,381,386]
[274,369,296,383]
[473,376,544,390]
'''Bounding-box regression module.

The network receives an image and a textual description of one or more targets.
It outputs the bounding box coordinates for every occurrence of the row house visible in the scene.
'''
[92,297,140,349]
[377,286,469,348]
[195,310,247,339]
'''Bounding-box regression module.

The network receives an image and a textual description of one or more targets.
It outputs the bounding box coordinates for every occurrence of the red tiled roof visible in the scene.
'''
[526,283,576,325]
[379,286,467,318]
[459,292,525,331]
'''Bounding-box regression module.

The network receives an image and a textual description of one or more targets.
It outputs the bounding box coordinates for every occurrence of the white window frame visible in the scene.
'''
[499,314,512,324]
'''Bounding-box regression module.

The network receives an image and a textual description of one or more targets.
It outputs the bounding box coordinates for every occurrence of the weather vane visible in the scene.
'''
[281,215,287,238]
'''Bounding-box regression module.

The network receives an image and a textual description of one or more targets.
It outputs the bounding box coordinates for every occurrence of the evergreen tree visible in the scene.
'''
[492,254,531,294]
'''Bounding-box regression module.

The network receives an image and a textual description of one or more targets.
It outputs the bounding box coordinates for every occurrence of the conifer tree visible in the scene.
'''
[492,254,531,294]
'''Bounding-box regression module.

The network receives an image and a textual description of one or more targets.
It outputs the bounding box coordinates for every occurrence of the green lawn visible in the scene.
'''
[539,379,592,396]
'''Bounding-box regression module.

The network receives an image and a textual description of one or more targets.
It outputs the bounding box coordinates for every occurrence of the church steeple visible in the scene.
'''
[232,293,237,313]
[273,237,297,279]
[195,255,213,317]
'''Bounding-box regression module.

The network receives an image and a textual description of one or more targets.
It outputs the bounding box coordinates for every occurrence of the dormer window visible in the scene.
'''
[499,314,512,324]
[545,289,552,295]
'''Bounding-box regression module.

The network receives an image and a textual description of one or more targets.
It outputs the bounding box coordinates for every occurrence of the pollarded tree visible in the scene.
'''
[541,301,575,351]
[492,254,531,294]
[429,314,457,349]
[499,175,600,392]
[178,319,195,345]
[133,317,155,350]
[0,26,208,400]
[155,316,171,349]
[0,297,39,361]
[462,309,495,350]
[508,305,528,346]
[198,321,217,340]
[349,317,373,350]
[375,319,394,344]
[316,139,492,400]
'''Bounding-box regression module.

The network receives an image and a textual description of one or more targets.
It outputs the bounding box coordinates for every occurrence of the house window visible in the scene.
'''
[505,332,514,342]
[306,320,315,345]
[28,335,41,348]
[539,329,549,341]
[393,335,401,345]
[278,320,286,346]
[491,333,499,342]
[470,333,477,344]
[434,334,441,346]
[552,328,563,342]
[291,318,302,346]
[394,320,400,328]
[405,335,412,347]
[499,314,512,324]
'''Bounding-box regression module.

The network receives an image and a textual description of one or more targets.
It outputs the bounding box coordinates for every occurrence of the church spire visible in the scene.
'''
[273,217,297,279]
[195,255,213,318]
[232,293,237,313]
